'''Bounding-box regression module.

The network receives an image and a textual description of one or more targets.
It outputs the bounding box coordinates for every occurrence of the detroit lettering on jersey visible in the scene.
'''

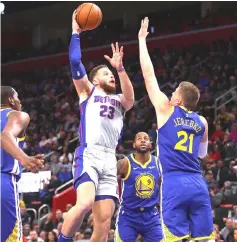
[79,88,123,149]
[94,95,122,108]
[94,95,122,120]
[173,117,202,133]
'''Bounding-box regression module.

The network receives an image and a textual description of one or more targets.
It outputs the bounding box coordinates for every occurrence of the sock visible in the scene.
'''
[58,232,73,242]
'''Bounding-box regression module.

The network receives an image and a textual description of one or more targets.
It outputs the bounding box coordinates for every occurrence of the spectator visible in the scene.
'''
[55,209,64,227]
[233,207,237,221]
[230,123,237,143]
[226,228,237,242]
[50,153,61,176]
[28,230,44,242]
[47,175,62,195]
[39,231,47,242]
[57,164,72,183]
[20,200,31,225]
[83,228,92,240]
[47,231,58,242]
[215,160,229,188]
[209,185,223,208]
[32,221,40,235]
[220,218,234,241]
[205,170,218,188]
[23,223,31,239]
[40,212,55,232]
[211,124,225,143]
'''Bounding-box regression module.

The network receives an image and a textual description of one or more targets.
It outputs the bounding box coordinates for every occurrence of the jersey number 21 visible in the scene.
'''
[174,131,194,154]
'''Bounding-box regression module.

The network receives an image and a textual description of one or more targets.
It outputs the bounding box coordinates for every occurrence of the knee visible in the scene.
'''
[100,217,111,233]
[75,199,94,215]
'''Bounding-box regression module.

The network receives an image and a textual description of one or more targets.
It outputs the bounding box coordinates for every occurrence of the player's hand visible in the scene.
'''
[72,10,82,34]
[20,154,44,173]
[138,17,149,39]
[104,42,124,70]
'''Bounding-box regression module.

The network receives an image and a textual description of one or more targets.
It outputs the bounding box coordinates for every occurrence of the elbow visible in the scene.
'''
[124,98,134,111]
[69,54,81,65]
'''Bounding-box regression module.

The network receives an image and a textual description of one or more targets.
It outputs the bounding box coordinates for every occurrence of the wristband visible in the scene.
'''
[117,67,125,73]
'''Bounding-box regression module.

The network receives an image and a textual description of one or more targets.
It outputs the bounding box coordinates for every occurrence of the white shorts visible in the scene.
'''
[73,145,119,200]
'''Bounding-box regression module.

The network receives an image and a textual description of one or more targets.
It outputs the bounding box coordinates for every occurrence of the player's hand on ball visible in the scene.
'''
[104,42,124,70]
[138,17,149,39]
[72,10,82,34]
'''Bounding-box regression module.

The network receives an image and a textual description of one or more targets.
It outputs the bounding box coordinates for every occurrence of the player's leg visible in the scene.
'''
[1,174,22,242]
[142,221,163,242]
[160,174,190,242]
[90,153,119,242]
[189,175,215,241]
[142,212,163,242]
[115,209,138,242]
[90,198,116,242]
[58,147,99,242]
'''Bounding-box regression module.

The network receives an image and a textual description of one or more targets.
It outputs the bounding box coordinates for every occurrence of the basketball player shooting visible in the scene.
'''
[138,18,214,242]
[0,86,44,242]
[116,132,162,242]
[58,10,134,242]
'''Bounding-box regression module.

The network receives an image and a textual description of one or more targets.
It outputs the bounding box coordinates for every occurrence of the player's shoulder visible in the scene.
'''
[198,115,208,126]
[8,110,30,122]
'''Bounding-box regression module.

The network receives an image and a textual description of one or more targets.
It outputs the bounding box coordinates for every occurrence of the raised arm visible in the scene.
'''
[0,111,44,172]
[117,158,129,179]
[69,10,93,99]
[138,17,171,113]
[104,43,134,111]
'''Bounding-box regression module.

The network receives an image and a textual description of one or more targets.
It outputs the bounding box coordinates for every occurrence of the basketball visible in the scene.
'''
[76,3,102,31]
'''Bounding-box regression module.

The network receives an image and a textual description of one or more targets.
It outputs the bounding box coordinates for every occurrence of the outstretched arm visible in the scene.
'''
[69,10,93,98]
[138,17,171,113]
[105,43,134,111]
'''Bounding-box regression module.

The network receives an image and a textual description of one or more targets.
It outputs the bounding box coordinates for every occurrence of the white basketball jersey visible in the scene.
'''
[78,87,124,149]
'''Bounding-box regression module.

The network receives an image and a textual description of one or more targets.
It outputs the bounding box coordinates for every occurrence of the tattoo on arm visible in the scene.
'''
[117,159,125,175]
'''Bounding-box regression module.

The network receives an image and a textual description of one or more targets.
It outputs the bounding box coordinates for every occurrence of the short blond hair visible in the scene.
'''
[179,81,200,111]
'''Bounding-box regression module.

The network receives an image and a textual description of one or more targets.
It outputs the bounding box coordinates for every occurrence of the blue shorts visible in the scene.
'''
[160,172,215,241]
[1,173,22,242]
[115,207,163,242]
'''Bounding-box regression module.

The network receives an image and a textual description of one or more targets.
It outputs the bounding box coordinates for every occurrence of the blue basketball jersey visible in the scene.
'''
[120,154,160,210]
[158,106,205,174]
[1,108,25,181]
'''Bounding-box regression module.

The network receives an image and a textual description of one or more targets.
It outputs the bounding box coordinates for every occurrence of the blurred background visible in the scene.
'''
[1,1,237,241]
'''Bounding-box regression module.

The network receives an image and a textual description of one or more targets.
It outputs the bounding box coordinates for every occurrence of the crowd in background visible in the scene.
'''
[2,4,237,63]
[2,9,237,242]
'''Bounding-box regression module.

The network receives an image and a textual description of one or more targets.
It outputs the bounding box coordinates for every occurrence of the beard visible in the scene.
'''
[136,146,150,154]
[100,82,116,94]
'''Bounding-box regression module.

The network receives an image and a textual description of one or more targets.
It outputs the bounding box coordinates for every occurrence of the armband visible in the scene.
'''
[198,140,208,159]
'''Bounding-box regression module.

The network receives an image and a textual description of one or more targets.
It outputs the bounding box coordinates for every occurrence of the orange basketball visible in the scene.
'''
[76,3,102,31]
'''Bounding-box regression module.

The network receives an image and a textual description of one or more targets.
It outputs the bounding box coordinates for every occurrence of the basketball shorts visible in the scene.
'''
[160,171,215,242]
[73,145,119,201]
[1,173,22,242]
[115,206,163,242]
